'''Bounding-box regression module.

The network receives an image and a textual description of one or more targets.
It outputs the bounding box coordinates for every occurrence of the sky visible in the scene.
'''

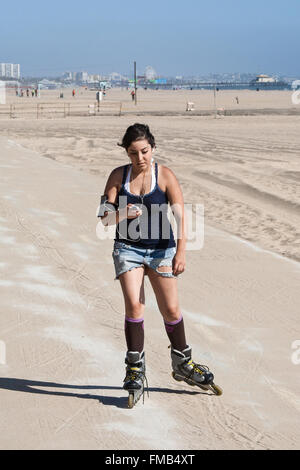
[1,0,300,77]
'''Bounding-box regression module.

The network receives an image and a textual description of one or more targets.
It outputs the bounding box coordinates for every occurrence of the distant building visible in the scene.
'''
[254,74,275,83]
[38,79,59,90]
[13,64,20,78]
[90,74,101,82]
[62,71,73,81]
[110,72,127,81]
[76,71,89,83]
[250,73,288,89]
[0,63,20,79]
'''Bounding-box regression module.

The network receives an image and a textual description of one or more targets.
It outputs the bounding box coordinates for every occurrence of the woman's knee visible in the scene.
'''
[125,300,145,319]
[161,305,181,323]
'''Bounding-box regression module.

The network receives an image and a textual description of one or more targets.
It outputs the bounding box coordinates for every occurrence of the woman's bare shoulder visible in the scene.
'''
[158,164,177,183]
[110,164,127,177]
[157,164,178,192]
[107,165,127,187]
[102,165,127,196]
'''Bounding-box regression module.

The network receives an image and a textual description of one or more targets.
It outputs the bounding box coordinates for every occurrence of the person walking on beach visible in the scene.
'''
[72,89,75,97]
[99,123,221,405]
[130,90,135,101]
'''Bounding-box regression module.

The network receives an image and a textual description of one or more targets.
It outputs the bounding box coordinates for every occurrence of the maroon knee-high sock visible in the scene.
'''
[124,317,144,353]
[164,315,187,351]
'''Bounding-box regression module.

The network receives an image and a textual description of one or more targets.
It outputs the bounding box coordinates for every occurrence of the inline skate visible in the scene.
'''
[123,351,148,408]
[170,346,222,396]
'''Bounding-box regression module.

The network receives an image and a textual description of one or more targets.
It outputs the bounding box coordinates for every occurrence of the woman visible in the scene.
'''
[100,123,221,405]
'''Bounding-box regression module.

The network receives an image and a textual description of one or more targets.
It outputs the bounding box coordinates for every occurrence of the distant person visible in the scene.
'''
[26,89,29,97]
[72,89,75,97]
[96,91,100,102]
[35,88,38,97]
[32,90,35,97]
[131,90,135,101]
[235,96,239,104]
[15,90,18,96]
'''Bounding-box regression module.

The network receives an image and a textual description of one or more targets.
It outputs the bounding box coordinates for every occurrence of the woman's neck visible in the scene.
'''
[131,162,153,178]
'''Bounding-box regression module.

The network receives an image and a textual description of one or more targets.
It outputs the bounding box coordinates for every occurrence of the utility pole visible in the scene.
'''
[213,85,217,119]
[134,61,137,105]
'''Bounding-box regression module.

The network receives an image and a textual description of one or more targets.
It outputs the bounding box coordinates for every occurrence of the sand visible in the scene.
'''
[0,89,300,450]
[2,87,299,115]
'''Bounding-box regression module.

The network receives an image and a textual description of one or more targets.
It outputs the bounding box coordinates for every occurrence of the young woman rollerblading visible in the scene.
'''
[99,123,222,407]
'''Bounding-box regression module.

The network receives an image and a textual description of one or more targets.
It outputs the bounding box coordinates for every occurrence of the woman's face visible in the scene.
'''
[127,139,153,169]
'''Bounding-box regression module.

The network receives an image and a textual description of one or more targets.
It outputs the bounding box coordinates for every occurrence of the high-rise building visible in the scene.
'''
[76,71,89,82]
[12,64,20,78]
[0,63,20,79]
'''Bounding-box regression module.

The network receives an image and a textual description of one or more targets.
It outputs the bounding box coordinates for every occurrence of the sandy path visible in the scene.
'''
[3,88,298,113]
[0,136,299,450]
[1,114,299,262]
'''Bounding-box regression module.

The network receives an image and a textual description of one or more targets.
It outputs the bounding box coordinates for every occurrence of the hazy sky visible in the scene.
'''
[1,0,299,77]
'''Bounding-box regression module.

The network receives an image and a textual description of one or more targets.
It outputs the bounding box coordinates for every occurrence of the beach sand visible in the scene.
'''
[0,89,299,449]
[2,87,299,114]
[1,92,300,262]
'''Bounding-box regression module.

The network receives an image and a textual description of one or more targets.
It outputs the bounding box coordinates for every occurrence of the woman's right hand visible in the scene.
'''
[126,203,142,219]
[118,204,142,221]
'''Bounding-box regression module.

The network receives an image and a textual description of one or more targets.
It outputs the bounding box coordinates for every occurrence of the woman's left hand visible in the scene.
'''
[172,251,186,276]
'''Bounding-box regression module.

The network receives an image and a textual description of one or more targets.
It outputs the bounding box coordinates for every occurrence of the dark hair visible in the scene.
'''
[118,123,156,151]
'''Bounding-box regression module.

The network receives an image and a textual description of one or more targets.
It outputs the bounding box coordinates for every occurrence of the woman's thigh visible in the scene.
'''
[119,267,146,319]
[145,266,180,322]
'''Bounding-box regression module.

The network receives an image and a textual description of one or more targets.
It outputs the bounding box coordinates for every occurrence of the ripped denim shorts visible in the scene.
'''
[112,241,177,280]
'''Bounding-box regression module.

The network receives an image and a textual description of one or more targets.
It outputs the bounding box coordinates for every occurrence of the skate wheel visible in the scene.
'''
[172,371,183,382]
[128,392,134,408]
[198,384,210,391]
[210,383,223,396]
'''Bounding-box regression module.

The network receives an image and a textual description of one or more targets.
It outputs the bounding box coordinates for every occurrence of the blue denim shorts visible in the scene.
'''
[112,241,177,280]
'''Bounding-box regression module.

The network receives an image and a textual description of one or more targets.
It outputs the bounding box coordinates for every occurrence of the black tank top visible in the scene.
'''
[115,163,176,249]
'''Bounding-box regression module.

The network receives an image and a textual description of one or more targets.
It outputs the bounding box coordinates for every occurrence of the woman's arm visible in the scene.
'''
[100,167,141,226]
[163,166,186,275]
[99,167,122,226]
